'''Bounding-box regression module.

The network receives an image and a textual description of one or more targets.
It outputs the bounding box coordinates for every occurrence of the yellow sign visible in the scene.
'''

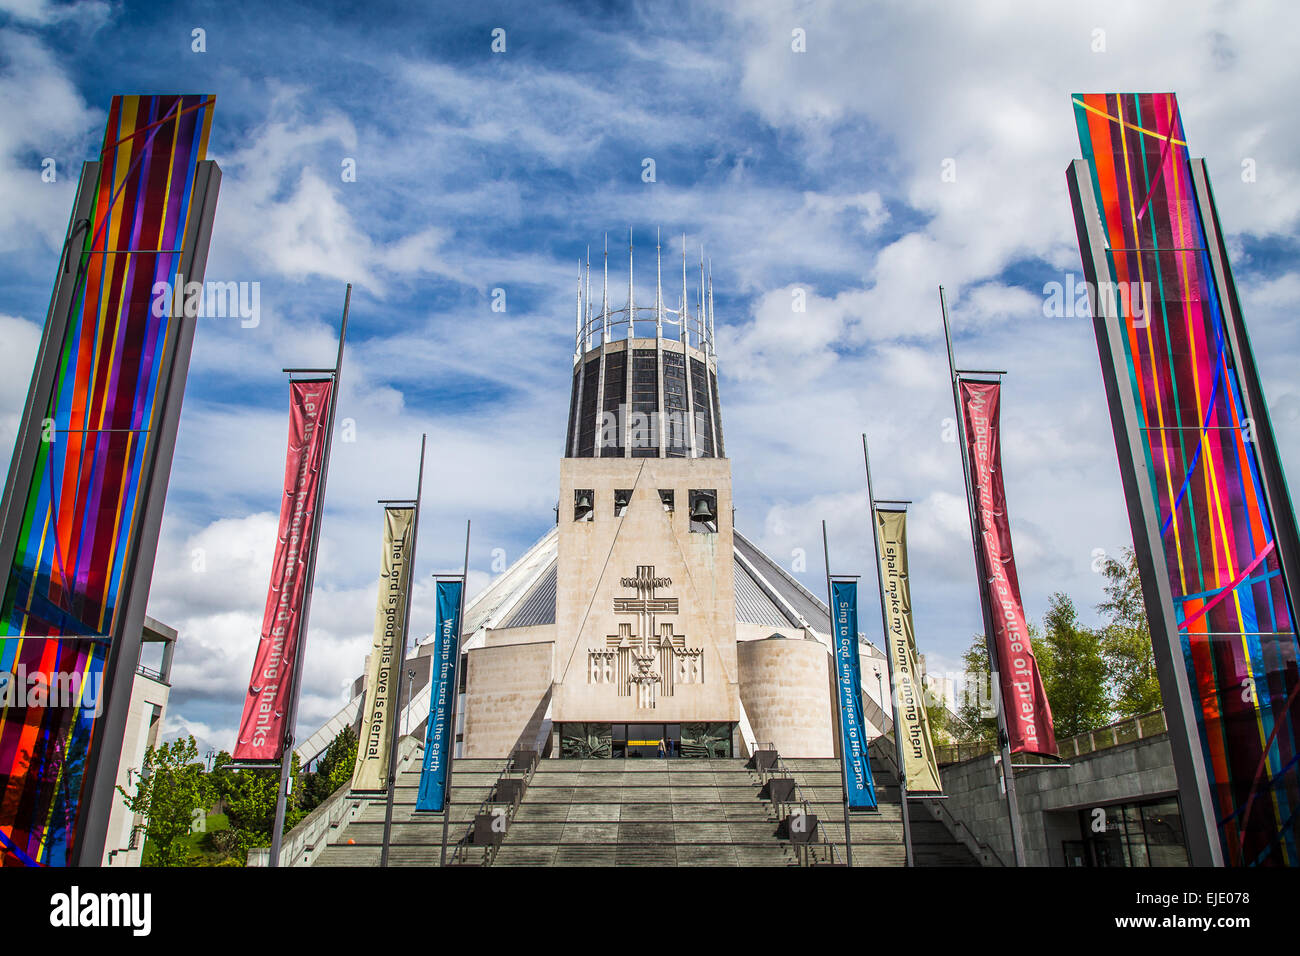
[875,509,943,793]
[352,506,416,791]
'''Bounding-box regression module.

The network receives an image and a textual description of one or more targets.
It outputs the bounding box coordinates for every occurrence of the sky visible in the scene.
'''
[1,0,1298,754]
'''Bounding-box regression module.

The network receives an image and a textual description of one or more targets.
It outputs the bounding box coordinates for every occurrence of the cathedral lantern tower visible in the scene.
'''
[564,231,723,461]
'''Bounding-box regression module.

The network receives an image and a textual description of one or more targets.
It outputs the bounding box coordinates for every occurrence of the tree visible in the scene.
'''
[954,635,997,743]
[924,701,953,745]
[955,621,1062,744]
[299,726,358,813]
[212,751,305,863]
[1038,592,1110,737]
[1098,548,1162,717]
[116,735,211,867]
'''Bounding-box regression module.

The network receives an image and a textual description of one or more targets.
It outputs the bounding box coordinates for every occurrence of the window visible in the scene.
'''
[574,489,594,521]
[614,489,632,517]
[1071,797,1188,866]
[659,489,675,512]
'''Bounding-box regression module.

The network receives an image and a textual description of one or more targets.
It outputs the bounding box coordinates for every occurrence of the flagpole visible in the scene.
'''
[268,283,350,867]
[439,519,471,866]
[862,433,914,867]
[939,284,1026,866]
[822,521,854,867]
[380,434,427,867]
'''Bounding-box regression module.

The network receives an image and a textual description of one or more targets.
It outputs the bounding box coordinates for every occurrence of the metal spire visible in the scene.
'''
[585,246,592,351]
[655,227,663,338]
[628,227,635,338]
[602,233,609,345]
[681,233,689,348]
[698,247,705,349]
[575,257,583,357]
[707,258,715,358]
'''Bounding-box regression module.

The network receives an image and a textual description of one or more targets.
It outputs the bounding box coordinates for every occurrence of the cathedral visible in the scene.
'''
[300,236,892,769]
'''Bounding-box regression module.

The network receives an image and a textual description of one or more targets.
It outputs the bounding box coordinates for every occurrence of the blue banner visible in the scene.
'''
[415,580,463,812]
[831,580,877,809]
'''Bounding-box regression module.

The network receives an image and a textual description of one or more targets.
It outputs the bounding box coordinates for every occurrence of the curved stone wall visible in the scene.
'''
[738,636,834,758]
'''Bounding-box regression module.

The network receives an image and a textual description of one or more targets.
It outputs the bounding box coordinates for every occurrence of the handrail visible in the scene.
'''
[934,709,1167,766]
[867,737,1005,867]
[752,746,847,867]
[449,743,538,866]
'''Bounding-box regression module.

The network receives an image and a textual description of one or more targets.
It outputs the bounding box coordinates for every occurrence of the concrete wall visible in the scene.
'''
[103,673,169,866]
[462,640,553,757]
[554,457,739,724]
[738,635,834,757]
[931,732,1180,866]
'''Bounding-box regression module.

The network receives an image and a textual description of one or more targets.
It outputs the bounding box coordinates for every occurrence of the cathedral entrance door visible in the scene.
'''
[613,723,681,758]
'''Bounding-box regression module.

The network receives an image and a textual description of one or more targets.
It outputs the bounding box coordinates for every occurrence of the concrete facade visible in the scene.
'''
[930,730,1182,867]
[103,616,176,867]
[461,640,554,757]
[553,456,739,725]
[737,634,834,757]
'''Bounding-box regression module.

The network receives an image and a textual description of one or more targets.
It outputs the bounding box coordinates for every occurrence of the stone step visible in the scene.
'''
[491,843,798,867]
[317,756,978,868]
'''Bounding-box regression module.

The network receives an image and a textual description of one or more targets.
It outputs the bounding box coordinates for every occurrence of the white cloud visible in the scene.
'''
[0,313,40,452]
[0,0,109,27]
[0,32,98,253]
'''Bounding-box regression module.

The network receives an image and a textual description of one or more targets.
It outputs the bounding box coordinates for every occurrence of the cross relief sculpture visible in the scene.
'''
[588,564,703,708]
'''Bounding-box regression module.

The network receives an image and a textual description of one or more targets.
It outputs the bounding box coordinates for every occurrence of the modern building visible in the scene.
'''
[102,616,178,867]
[935,710,1189,867]
[300,237,894,768]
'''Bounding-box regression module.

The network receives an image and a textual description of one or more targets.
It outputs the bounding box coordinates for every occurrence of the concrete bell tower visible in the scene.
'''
[551,231,741,753]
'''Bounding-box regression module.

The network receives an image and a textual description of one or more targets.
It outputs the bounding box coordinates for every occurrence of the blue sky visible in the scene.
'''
[2,0,1298,751]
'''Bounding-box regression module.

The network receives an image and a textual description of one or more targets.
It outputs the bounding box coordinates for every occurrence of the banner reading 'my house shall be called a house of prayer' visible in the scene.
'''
[959,379,1056,756]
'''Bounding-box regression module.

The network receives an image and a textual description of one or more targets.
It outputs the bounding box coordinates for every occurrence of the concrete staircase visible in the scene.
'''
[313,752,979,867]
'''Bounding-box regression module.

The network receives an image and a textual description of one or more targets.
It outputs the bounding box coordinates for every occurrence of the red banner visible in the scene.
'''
[960,380,1057,756]
[234,379,334,761]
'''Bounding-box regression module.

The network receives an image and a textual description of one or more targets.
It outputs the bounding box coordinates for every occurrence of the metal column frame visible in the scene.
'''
[1066,159,1223,866]
[439,520,472,866]
[861,433,914,867]
[380,434,427,867]
[0,162,101,603]
[72,160,223,865]
[821,522,854,867]
[268,283,351,867]
[938,285,1027,866]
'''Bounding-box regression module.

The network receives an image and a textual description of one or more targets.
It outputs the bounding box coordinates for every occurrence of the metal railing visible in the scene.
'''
[134,663,166,684]
[750,743,846,867]
[867,737,1006,867]
[934,709,1167,767]
[448,743,538,866]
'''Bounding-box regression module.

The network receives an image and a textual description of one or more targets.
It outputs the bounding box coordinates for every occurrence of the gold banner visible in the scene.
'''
[875,509,943,793]
[352,506,416,791]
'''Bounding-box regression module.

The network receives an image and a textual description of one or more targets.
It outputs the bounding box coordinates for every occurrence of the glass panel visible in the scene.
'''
[662,351,688,457]
[689,357,713,456]
[560,722,612,758]
[681,722,732,758]
[630,348,658,458]
[577,357,599,457]
[600,352,625,457]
